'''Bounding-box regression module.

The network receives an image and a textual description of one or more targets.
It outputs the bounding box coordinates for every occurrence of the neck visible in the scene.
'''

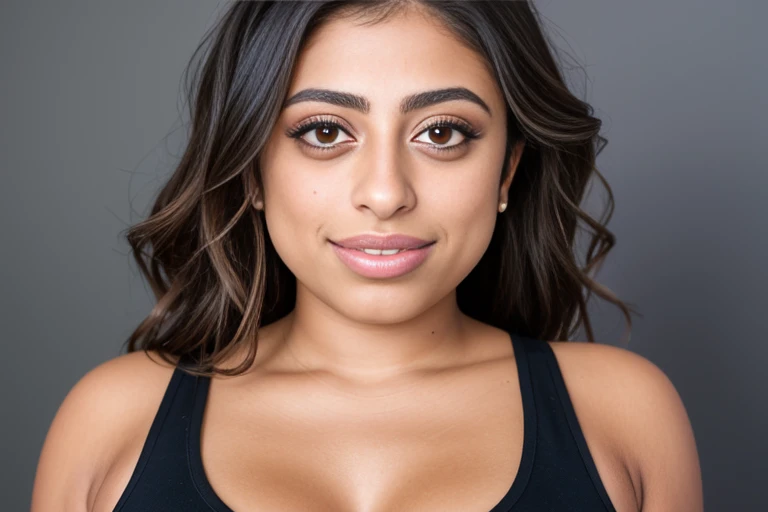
[267,285,473,386]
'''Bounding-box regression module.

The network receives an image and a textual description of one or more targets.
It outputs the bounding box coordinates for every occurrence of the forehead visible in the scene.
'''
[288,9,503,115]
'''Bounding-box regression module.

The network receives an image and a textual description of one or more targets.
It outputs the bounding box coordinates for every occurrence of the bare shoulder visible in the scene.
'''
[546,340,704,512]
[31,350,179,512]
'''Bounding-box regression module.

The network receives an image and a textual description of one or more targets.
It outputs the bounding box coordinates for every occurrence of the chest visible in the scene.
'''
[96,357,637,512]
[198,365,528,512]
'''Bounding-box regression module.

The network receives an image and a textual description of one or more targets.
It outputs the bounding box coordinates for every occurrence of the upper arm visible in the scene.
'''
[553,341,703,512]
[30,350,176,512]
[617,350,703,511]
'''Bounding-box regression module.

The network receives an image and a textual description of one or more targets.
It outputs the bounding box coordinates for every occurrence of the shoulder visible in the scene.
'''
[546,340,703,512]
[31,350,179,512]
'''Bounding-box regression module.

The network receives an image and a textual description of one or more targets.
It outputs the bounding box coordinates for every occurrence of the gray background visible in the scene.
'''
[2,0,765,510]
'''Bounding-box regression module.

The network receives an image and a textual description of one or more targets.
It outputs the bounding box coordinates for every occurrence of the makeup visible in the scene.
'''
[330,241,436,278]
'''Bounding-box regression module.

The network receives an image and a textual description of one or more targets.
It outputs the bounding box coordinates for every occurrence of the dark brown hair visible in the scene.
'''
[122,0,638,377]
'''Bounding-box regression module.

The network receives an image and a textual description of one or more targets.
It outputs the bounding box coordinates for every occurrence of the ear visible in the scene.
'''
[500,139,526,204]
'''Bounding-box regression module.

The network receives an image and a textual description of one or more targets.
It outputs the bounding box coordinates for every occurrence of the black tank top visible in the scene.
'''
[112,333,617,511]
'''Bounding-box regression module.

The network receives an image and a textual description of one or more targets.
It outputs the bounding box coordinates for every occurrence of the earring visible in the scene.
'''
[253,198,264,210]
[498,202,507,213]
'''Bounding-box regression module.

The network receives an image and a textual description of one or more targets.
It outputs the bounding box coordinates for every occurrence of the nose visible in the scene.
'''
[350,132,416,218]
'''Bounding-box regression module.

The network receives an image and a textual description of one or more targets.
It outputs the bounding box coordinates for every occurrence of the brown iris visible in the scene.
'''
[315,125,339,144]
[427,126,452,145]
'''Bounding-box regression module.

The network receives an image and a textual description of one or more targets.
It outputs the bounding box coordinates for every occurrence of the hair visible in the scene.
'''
[122,0,639,377]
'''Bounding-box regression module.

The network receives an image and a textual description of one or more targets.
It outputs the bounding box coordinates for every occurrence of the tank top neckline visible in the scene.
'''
[184,331,537,512]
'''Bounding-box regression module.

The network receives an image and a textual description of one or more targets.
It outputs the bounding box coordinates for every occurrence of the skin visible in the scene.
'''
[31,5,703,512]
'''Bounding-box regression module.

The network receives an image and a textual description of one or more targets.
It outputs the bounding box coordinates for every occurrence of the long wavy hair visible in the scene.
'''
[122,0,638,377]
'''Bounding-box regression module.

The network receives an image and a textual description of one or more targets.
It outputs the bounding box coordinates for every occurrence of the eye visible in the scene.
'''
[286,115,354,153]
[413,117,482,153]
[286,115,481,154]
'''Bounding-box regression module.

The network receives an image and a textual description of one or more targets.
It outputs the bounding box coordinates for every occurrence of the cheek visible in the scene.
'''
[260,143,327,230]
[441,184,499,273]
[261,168,331,275]
[433,163,499,238]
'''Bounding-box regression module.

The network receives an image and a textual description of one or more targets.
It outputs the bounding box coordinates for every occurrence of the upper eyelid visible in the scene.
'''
[288,115,478,139]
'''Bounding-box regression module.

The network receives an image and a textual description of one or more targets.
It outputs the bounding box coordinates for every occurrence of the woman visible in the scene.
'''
[31,1,703,511]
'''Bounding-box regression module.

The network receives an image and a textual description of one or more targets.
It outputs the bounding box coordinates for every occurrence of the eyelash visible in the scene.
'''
[285,115,482,154]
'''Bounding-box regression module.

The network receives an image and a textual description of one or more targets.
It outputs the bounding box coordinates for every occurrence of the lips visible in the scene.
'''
[330,241,435,278]
[331,233,434,251]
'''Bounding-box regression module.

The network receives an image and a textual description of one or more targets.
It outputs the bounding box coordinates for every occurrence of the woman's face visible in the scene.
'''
[258,8,522,324]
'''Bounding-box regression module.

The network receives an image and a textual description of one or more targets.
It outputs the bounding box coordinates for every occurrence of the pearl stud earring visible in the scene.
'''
[499,202,507,213]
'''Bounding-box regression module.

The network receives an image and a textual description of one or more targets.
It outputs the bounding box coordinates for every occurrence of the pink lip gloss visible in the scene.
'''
[330,242,435,278]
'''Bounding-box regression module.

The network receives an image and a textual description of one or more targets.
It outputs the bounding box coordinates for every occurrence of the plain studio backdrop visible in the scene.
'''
[1,0,765,510]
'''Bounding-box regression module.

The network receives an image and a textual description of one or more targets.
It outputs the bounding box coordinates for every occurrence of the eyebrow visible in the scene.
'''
[282,87,492,117]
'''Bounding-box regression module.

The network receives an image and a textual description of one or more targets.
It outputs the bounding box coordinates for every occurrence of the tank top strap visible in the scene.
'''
[112,354,204,511]
[511,335,616,511]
